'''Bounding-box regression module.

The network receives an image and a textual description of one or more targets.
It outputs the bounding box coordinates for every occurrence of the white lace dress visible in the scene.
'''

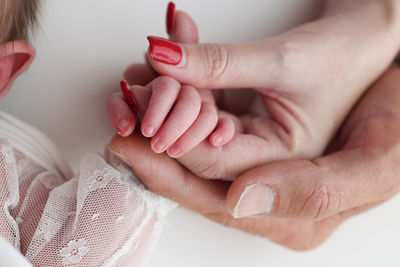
[0,111,176,266]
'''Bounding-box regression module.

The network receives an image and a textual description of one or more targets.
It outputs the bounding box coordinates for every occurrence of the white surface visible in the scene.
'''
[1,0,399,266]
[0,237,32,267]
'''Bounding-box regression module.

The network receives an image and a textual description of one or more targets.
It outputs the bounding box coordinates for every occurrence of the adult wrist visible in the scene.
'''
[324,0,399,17]
[323,0,400,56]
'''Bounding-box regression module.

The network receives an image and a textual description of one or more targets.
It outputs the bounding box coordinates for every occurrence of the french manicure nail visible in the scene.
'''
[120,80,137,113]
[147,36,182,65]
[166,2,176,35]
[232,183,275,218]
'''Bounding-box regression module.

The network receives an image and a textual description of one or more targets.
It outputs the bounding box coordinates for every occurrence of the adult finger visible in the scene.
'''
[146,36,283,89]
[226,146,399,220]
[168,7,199,44]
[107,133,363,251]
[123,3,200,86]
[177,107,309,180]
[124,63,158,86]
[108,133,230,215]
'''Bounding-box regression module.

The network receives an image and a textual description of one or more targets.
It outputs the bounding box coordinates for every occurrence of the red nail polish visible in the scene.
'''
[147,36,182,65]
[120,80,137,113]
[166,2,176,35]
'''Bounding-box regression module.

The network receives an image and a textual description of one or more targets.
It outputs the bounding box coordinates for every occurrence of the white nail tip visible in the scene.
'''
[232,183,275,219]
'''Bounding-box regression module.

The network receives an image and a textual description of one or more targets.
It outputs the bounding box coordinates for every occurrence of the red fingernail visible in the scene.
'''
[147,36,182,65]
[120,80,137,113]
[166,2,176,35]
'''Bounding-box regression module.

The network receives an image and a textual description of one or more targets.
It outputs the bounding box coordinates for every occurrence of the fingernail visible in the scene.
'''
[120,80,137,113]
[212,134,224,146]
[232,184,275,219]
[147,36,182,65]
[166,2,176,35]
[142,124,156,137]
[167,145,181,158]
[152,138,167,153]
[107,146,131,166]
[118,119,132,137]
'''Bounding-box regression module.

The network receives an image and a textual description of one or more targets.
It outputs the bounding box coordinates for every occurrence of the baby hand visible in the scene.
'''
[107,76,235,158]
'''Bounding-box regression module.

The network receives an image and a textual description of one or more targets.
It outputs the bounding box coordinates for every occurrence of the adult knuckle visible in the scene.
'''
[300,182,344,220]
[270,37,309,84]
[201,43,230,82]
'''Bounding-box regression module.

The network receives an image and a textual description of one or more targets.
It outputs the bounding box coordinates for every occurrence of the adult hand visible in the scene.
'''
[141,0,400,180]
[108,65,400,250]
[107,3,238,155]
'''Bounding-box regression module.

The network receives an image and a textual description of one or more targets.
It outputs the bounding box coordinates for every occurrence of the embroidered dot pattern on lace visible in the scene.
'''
[86,167,119,192]
[1,135,178,266]
[59,238,89,265]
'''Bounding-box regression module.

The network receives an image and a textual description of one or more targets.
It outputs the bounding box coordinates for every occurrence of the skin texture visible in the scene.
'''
[109,65,400,250]
[110,0,400,181]
[107,10,235,158]
[108,0,400,250]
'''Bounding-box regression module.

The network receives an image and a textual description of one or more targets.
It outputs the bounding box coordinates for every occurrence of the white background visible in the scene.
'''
[2,0,400,266]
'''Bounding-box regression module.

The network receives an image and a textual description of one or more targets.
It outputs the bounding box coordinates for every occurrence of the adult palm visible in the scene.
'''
[141,0,400,180]
[109,66,400,250]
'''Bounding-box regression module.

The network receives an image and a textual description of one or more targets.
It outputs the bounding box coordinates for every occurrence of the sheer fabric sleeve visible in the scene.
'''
[0,138,176,266]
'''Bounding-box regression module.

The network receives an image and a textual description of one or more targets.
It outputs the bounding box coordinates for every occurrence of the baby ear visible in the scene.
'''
[0,40,35,99]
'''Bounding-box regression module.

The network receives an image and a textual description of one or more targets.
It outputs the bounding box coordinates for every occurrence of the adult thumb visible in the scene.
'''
[226,150,396,220]
[146,36,282,89]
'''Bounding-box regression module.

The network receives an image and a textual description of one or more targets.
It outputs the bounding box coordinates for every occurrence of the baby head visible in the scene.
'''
[0,0,40,101]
